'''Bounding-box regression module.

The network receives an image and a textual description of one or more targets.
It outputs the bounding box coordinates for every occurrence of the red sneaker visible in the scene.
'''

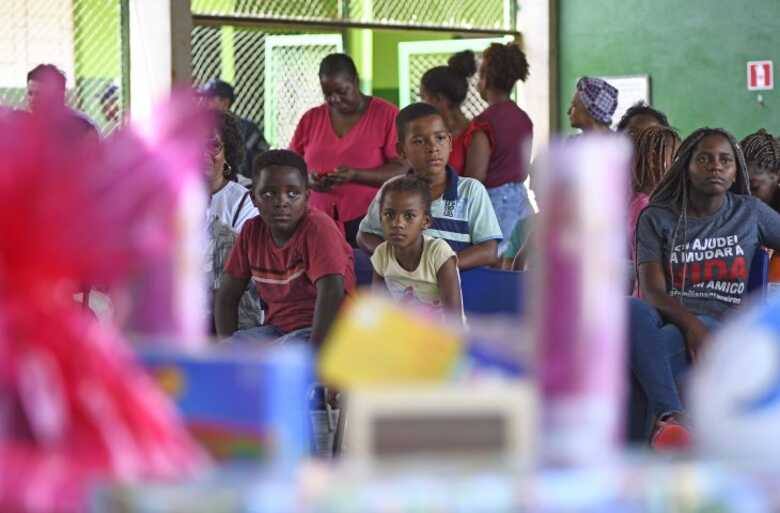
[650,415,691,452]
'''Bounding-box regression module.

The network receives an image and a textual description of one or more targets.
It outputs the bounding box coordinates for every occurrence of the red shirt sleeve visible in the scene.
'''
[224,219,254,278]
[289,110,309,155]
[464,120,495,152]
[381,103,399,161]
[304,212,352,284]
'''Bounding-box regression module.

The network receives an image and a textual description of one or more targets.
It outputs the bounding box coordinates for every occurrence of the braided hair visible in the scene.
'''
[644,128,750,301]
[631,125,680,195]
[740,129,780,173]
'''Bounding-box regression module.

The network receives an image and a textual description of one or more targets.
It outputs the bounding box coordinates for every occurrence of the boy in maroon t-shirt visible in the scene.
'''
[215,150,355,347]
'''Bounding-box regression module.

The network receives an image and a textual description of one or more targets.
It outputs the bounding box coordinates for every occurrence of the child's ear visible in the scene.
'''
[396,140,406,160]
[423,213,432,230]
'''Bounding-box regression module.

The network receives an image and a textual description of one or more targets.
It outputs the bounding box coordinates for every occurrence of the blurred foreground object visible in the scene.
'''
[0,80,211,512]
[532,135,631,465]
[691,293,780,460]
[343,383,535,464]
[319,294,463,386]
[139,344,313,464]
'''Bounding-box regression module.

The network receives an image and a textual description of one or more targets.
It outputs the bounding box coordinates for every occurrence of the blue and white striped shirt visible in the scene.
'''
[359,167,503,252]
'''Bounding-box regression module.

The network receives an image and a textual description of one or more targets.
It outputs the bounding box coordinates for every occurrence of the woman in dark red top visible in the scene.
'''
[475,42,534,257]
[419,50,493,179]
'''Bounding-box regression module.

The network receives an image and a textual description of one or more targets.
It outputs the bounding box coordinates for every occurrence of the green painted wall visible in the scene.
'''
[558,0,780,139]
[372,30,453,105]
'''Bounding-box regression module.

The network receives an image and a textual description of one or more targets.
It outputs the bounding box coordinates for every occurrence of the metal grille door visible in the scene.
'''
[398,37,517,118]
[263,34,342,148]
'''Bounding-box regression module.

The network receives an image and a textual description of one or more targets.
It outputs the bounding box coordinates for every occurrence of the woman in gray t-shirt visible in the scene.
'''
[630,128,780,449]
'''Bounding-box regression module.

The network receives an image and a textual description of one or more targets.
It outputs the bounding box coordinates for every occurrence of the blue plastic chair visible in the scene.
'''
[460,267,525,316]
[353,248,374,287]
[748,247,770,299]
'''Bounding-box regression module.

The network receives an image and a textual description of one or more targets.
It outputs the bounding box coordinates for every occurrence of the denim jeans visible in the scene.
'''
[628,298,719,439]
[487,182,533,255]
[226,325,312,345]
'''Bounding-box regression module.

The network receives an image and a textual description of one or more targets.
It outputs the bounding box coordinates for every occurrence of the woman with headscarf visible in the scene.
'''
[567,76,619,132]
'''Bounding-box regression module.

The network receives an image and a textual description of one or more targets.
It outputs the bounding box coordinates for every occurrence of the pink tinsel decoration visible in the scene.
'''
[0,80,212,512]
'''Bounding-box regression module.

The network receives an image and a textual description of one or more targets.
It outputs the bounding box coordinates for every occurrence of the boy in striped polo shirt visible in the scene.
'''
[357,102,502,269]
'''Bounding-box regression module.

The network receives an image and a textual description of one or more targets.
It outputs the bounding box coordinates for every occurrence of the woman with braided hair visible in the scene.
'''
[629,128,780,450]
[628,125,681,260]
[742,129,780,210]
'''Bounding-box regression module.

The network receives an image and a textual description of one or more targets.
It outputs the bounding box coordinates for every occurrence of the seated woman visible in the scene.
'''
[629,126,680,272]
[290,53,406,247]
[205,111,260,331]
[741,129,780,288]
[630,128,780,450]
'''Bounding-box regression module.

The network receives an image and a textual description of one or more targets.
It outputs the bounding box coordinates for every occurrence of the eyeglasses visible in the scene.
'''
[206,138,223,157]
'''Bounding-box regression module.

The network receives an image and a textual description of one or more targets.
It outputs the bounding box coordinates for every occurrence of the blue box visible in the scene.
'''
[137,344,313,462]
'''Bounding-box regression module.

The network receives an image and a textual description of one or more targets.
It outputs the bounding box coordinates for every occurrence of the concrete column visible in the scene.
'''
[129,0,191,122]
[517,0,557,152]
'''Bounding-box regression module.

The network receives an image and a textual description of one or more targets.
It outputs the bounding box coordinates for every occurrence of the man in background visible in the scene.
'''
[26,63,97,138]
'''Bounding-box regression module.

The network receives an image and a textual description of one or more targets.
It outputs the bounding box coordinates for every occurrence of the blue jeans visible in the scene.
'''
[487,182,533,255]
[628,298,719,439]
[227,325,312,345]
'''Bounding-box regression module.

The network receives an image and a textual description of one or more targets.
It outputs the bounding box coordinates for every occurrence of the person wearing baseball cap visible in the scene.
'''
[567,76,618,132]
[200,79,269,182]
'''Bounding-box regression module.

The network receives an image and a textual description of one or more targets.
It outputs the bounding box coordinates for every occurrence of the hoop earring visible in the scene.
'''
[223,162,232,179]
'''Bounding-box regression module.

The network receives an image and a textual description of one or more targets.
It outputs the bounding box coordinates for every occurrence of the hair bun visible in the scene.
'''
[447,50,477,79]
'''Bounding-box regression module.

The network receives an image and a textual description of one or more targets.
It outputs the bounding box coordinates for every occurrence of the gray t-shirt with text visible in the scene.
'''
[636,193,780,318]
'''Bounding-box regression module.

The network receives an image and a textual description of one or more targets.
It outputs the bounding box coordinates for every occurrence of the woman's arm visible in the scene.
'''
[457,240,499,270]
[329,160,408,188]
[638,261,710,361]
[436,256,463,321]
[215,274,250,337]
[311,274,346,349]
[460,131,491,183]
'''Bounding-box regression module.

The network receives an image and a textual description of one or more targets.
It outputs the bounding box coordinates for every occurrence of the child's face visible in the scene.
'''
[397,114,452,180]
[381,190,431,250]
[253,166,309,235]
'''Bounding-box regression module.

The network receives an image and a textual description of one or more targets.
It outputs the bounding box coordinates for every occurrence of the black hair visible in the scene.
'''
[380,175,433,216]
[27,64,66,90]
[318,53,358,82]
[616,102,670,132]
[481,42,529,93]
[740,129,780,174]
[253,149,309,186]
[420,50,477,107]
[395,102,443,142]
[215,111,245,181]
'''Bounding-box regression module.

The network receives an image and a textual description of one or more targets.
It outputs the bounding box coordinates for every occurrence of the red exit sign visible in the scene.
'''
[748,61,773,91]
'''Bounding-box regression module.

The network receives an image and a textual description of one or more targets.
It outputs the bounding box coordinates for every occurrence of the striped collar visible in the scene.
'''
[407,166,460,201]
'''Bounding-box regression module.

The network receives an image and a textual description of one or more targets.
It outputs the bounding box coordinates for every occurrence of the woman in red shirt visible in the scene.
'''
[419,50,493,178]
[290,54,406,247]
